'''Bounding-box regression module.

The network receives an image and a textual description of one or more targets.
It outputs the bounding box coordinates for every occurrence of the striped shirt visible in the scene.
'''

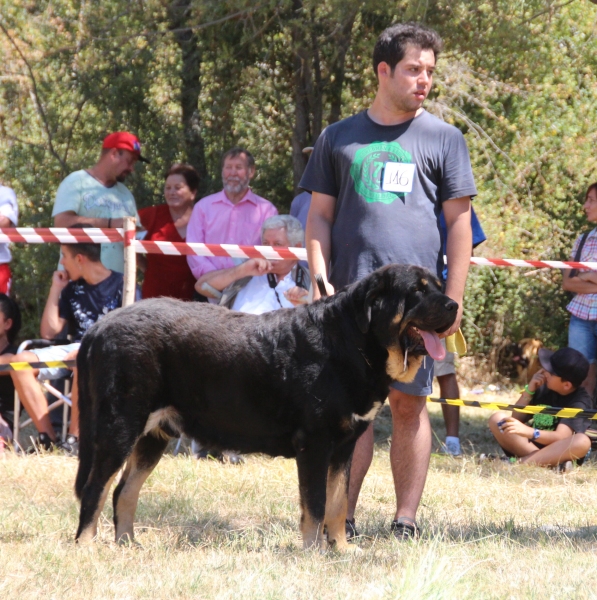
[567,228,597,320]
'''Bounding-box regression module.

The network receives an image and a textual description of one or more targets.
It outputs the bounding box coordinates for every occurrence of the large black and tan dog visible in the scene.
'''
[74,264,457,550]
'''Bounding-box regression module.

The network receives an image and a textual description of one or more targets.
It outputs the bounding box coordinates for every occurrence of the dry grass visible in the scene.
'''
[2,391,597,599]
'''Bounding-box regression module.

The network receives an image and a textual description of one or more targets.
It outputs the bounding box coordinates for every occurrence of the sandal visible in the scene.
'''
[390,516,421,540]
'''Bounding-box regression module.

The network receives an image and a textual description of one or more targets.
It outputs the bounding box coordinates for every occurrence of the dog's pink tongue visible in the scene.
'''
[418,330,445,361]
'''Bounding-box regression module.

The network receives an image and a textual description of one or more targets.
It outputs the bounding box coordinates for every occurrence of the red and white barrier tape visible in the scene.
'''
[0,227,595,269]
[134,240,308,261]
[0,227,121,244]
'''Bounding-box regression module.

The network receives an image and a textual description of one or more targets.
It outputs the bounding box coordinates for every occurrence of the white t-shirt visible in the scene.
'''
[52,170,139,273]
[232,272,298,314]
[0,186,19,264]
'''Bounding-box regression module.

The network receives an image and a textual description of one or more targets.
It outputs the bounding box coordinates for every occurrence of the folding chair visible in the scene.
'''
[12,339,72,450]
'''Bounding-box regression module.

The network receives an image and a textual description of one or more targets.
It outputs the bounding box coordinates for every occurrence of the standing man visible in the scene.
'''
[52,132,147,273]
[187,147,278,300]
[301,23,477,540]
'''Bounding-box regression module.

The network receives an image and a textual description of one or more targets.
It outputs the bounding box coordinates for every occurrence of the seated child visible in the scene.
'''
[488,347,592,467]
[0,294,21,441]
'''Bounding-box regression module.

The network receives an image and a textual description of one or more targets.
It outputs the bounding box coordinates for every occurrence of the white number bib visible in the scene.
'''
[381,162,416,193]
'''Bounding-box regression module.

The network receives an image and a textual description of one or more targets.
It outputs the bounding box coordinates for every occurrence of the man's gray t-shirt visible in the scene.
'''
[299,110,477,289]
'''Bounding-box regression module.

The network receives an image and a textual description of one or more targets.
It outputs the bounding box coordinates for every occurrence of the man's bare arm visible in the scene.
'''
[442,196,473,337]
[562,269,597,294]
[54,211,123,229]
[306,192,336,298]
[195,259,271,298]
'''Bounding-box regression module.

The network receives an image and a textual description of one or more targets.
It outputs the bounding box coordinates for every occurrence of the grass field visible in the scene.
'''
[1,391,597,599]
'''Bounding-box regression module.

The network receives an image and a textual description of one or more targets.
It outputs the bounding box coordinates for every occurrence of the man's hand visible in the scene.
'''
[439,298,463,338]
[528,369,546,393]
[240,258,272,277]
[500,417,533,439]
[283,286,309,306]
[51,270,70,291]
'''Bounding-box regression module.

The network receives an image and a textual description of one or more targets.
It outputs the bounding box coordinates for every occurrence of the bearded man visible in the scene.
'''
[187,147,277,299]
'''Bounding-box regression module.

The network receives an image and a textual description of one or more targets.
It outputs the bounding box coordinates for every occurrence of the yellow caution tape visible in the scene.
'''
[0,360,76,372]
[427,396,597,420]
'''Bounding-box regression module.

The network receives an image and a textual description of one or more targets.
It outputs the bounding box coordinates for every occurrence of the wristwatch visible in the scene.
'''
[532,429,540,440]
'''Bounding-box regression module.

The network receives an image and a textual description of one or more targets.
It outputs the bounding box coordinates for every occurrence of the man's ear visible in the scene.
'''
[3,318,12,334]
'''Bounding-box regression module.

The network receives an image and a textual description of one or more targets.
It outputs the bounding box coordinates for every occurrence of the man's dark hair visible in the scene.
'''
[585,182,597,201]
[0,294,21,344]
[166,163,200,193]
[373,23,443,77]
[221,147,255,170]
[62,223,102,262]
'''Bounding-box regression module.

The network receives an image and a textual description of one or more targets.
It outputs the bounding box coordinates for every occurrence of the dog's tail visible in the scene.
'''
[74,334,97,500]
[314,274,329,299]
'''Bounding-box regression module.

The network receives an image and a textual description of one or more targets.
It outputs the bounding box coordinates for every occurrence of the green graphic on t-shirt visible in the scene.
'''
[350,141,413,204]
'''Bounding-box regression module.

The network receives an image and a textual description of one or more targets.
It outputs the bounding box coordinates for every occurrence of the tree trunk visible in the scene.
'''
[168,0,209,198]
[291,0,312,194]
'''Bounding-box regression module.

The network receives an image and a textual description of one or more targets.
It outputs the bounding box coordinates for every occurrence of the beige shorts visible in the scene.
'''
[434,339,456,377]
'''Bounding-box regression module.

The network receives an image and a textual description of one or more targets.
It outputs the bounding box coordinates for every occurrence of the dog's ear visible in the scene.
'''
[352,273,386,333]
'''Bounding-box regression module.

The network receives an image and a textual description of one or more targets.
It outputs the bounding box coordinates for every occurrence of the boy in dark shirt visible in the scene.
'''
[0,239,125,453]
[488,347,592,467]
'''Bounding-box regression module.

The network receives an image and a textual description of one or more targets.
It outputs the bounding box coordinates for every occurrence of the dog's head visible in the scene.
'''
[349,264,458,383]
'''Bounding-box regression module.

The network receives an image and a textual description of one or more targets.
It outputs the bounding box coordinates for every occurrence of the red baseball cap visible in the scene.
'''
[102,132,150,163]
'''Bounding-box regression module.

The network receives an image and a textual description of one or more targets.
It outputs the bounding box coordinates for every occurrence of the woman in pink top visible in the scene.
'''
[139,164,199,300]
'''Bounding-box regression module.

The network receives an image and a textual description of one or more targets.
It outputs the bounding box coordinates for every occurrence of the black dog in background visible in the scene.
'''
[74,264,457,550]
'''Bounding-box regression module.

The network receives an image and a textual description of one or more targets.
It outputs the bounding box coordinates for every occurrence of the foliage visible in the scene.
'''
[1,0,597,359]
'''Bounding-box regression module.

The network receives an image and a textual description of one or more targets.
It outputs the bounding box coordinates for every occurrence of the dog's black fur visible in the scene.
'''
[74,264,457,549]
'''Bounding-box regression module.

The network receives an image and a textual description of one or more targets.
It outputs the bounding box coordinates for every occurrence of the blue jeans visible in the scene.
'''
[390,356,434,396]
[568,315,597,364]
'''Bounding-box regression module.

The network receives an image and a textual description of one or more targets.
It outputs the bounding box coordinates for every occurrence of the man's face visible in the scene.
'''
[543,369,572,395]
[112,149,139,182]
[262,227,298,275]
[584,188,597,223]
[381,44,436,114]
[222,154,255,197]
[59,246,78,280]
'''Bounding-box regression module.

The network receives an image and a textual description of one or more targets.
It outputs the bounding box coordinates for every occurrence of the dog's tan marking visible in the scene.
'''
[352,400,382,423]
[340,417,354,432]
[386,347,423,383]
[391,311,404,325]
[324,467,350,551]
[143,407,182,438]
[76,471,119,545]
[114,456,152,543]
[421,278,428,286]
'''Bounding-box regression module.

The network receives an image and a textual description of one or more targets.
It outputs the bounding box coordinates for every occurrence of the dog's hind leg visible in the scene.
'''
[75,454,126,544]
[295,439,330,550]
[112,433,169,544]
[324,443,355,552]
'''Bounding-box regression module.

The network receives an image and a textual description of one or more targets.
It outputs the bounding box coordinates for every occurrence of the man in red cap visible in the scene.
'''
[52,132,147,273]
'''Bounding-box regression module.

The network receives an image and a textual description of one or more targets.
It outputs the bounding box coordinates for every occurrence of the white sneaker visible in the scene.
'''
[443,437,461,456]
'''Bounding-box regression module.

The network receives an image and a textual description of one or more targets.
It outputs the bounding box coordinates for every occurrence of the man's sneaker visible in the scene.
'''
[57,434,79,457]
[345,518,359,541]
[27,432,55,454]
[557,460,573,473]
[442,437,461,456]
[390,517,421,541]
[221,451,244,465]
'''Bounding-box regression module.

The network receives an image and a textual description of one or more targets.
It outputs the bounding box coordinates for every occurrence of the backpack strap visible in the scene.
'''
[569,230,591,279]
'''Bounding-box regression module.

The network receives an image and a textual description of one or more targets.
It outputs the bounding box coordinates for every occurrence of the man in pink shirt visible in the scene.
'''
[187,147,278,300]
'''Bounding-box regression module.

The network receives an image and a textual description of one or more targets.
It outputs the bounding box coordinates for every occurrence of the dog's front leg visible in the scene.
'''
[324,442,356,552]
[295,439,330,550]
